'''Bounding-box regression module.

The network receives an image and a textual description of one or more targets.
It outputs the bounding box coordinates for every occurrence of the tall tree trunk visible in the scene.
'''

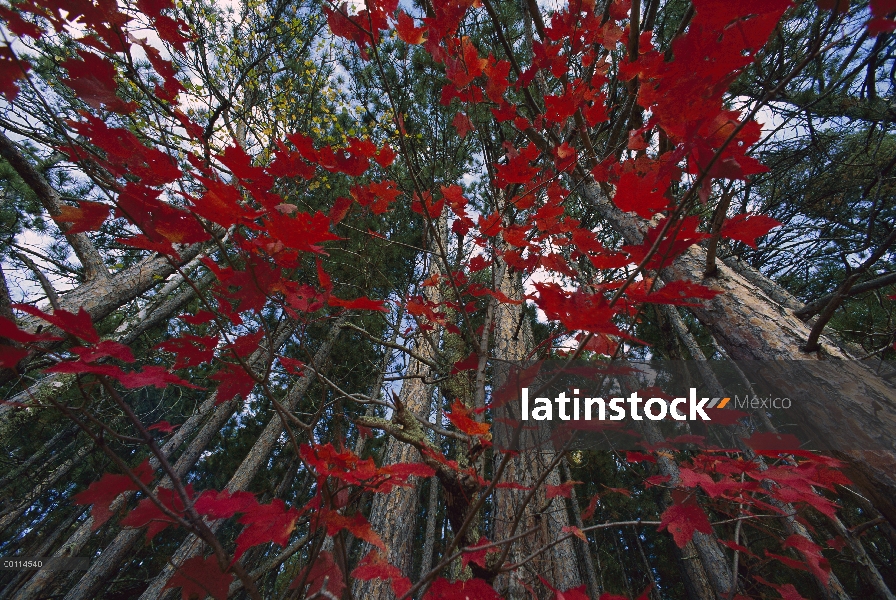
[562,459,602,598]
[0,507,88,600]
[420,402,443,579]
[661,311,856,600]
[0,443,91,535]
[580,180,896,528]
[0,271,211,427]
[353,349,436,597]
[639,419,734,600]
[491,254,581,597]
[354,248,443,597]
[0,425,75,492]
[0,263,13,322]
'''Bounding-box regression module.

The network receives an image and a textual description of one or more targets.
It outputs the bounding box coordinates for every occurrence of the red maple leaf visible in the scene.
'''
[0,45,31,102]
[375,462,436,492]
[424,577,502,600]
[120,485,193,542]
[545,480,581,499]
[193,489,258,520]
[72,460,154,529]
[625,279,722,306]
[452,112,475,138]
[209,363,257,404]
[14,304,99,343]
[350,180,401,214]
[234,499,300,559]
[719,213,782,248]
[544,92,577,123]
[147,421,179,434]
[658,501,713,547]
[613,170,671,219]
[352,550,412,598]
[0,316,60,344]
[329,295,388,311]
[324,511,385,550]
[55,200,111,233]
[446,400,490,437]
[539,576,590,600]
[163,555,234,600]
[156,334,217,369]
[460,537,499,570]
[290,550,346,596]
[0,346,27,369]
[395,10,426,44]
[69,340,135,363]
[61,50,136,113]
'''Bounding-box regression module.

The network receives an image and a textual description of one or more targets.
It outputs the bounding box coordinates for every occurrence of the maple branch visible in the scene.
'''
[98,377,264,600]
[500,520,663,574]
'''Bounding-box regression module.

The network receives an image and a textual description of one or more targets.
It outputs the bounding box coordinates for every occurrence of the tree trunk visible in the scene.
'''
[580,180,896,528]
[639,419,734,600]
[491,255,581,597]
[0,425,74,492]
[562,459,602,598]
[420,403,443,579]
[660,310,855,600]
[0,443,91,535]
[354,249,442,597]
[0,271,211,427]
[353,353,435,598]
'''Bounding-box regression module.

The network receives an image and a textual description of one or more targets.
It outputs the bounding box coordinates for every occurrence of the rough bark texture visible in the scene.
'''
[0,272,210,426]
[353,253,442,598]
[491,257,581,598]
[0,263,13,323]
[661,308,854,600]
[562,459,601,598]
[19,247,203,334]
[353,353,434,598]
[580,180,896,528]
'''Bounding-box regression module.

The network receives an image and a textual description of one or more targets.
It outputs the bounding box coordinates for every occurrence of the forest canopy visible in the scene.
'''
[1,0,896,599]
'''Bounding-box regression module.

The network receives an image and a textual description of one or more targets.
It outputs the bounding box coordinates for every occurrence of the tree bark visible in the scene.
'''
[353,352,435,598]
[562,459,601,598]
[491,254,581,597]
[354,249,443,598]
[639,419,734,600]
[0,442,91,536]
[580,180,896,529]
[662,308,854,600]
